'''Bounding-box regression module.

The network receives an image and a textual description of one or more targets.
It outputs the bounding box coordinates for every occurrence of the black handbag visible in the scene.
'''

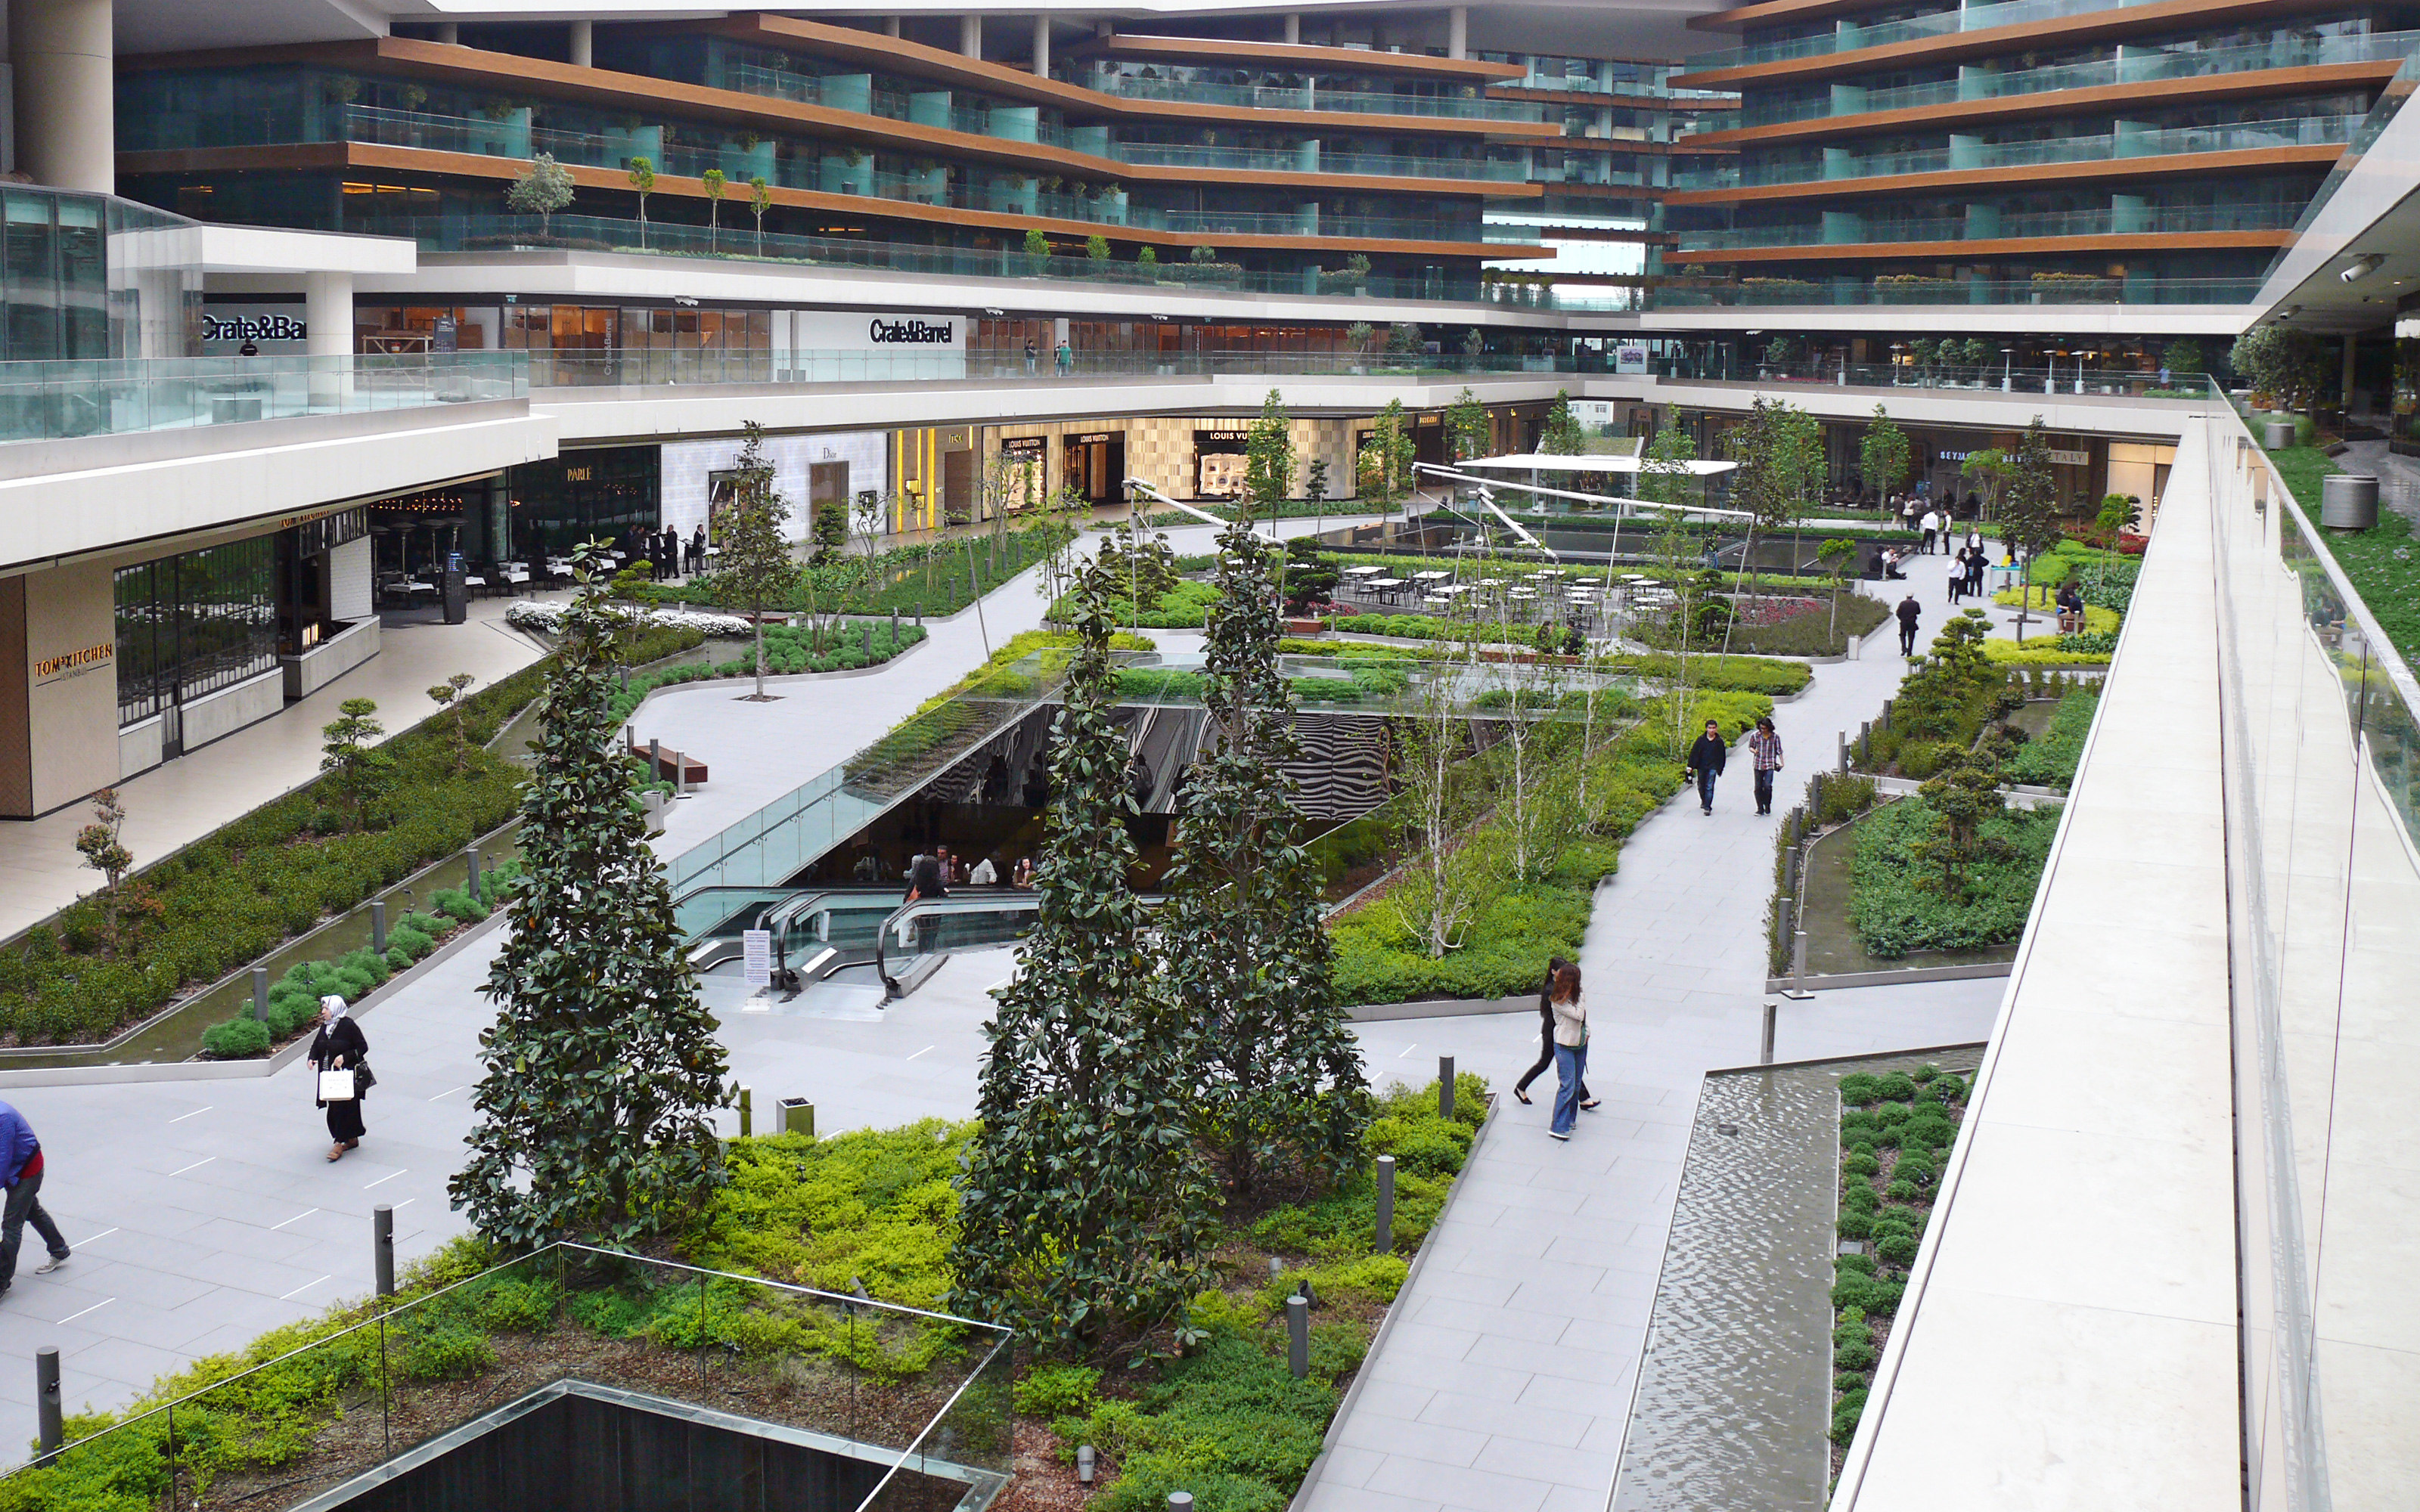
[354,1060,377,1093]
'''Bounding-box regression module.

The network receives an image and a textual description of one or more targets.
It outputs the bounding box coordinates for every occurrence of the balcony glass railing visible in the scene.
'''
[1652,273,2261,307]
[377,212,1538,287]
[1079,69,1547,122]
[523,347,1599,389]
[1691,0,2191,73]
[1737,29,2419,127]
[0,352,525,444]
[1112,142,1528,180]
[1676,113,2361,189]
[1677,200,2301,249]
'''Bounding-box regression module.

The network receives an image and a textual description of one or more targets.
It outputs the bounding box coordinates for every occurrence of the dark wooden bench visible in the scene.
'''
[628,738,708,785]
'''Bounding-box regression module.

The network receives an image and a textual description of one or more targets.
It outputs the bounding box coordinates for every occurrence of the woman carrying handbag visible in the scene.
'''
[309,996,372,1162]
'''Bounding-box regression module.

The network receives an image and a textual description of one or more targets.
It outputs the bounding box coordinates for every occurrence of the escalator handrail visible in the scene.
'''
[872,891,1163,996]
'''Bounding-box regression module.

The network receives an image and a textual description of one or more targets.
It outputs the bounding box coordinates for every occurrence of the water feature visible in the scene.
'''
[1612,1050,1980,1512]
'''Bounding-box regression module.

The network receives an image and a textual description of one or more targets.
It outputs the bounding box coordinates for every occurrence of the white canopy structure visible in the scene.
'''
[1457,453,1738,477]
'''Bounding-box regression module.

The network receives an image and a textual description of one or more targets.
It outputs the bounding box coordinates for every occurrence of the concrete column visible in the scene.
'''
[306,270,352,407]
[435,20,458,44]
[10,0,114,193]
[959,14,982,58]
[1284,13,1301,43]
[568,19,592,67]
[2343,334,2358,411]
[884,15,900,37]
[1032,14,1050,75]
[1447,6,1468,59]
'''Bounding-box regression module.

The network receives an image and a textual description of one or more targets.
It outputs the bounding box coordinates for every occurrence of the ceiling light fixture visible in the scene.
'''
[2341,253,2385,284]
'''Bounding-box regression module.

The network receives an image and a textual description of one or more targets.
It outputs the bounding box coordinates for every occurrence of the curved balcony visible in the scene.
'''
[1674,113,2360,192]
[1077,70,1547,123]
[1111,142,1527,181]
[1734,29,2418,130]
[1676,200,2301,252]
[1686,0,2168,76]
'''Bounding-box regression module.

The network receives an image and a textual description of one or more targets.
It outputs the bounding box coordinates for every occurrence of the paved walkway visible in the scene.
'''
[0,600,550,944]
[1299,544,2012,1512]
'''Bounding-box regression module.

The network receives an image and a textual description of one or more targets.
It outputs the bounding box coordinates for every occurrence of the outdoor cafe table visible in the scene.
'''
[1367,578,1407,603]
[1343,565,1385,577]
[1410,569,1451,582]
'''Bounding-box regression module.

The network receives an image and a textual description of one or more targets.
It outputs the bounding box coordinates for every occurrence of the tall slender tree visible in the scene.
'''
[1859,404,1912,507]
[1356,398,1416,516]
[2001,417,2065,641]
[1162,516,1369,1207]
[451,544,731,1248]
[1445,386,1491,463]
[1243,388,1295,527]
[701,422,795,699]
[949,585,1217,1353]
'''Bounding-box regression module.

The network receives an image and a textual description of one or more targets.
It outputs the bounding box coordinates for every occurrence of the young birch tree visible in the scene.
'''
[701,421,794,699]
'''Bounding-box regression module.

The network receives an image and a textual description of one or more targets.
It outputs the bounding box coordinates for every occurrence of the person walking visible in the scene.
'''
[0,1101,70,1297]
[1513,956,1595,1111]
[1897,592,1923,655]
[1686,718,1728,816]
[689,524,706,575]
[309,996,370,1163]
[1919,507,1940,556]
[1023,338,1037,376]
[1966,547,1987,600]
[1947,545,1969,603]
[1747,716,1785,816]
[1546,962,1588,1142]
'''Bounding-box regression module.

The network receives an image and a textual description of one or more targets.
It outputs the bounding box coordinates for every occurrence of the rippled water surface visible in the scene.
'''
[1611,1053,1978,1512]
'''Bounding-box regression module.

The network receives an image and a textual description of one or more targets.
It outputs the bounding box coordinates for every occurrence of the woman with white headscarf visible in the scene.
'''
[308,996,371,1162]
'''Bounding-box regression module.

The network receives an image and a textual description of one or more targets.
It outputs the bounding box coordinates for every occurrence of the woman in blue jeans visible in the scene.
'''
[1547,962,1589,1142]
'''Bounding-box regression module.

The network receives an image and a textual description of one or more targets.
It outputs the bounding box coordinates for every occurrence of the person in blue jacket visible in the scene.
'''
[0,1101,70,1297]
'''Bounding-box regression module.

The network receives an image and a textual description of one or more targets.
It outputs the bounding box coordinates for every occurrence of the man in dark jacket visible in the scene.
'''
[1897,593,1923,655]
[0,1101,69,1296]
[1686,719,1728,816]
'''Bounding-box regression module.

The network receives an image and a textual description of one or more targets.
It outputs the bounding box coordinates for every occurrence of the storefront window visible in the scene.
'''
[114,537,278,727]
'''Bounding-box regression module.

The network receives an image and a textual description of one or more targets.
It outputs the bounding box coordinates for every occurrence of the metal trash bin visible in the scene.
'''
[779,1097,815,1139]
[2262,419,2298,450]
[2321,472,2380,531]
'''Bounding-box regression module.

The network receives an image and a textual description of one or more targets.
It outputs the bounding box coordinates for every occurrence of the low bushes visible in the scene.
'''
[1832,1064,1971,1458]
[0,665,560,1048]
[1330,689,1773,1004]
[1846,797,2060,958]
[1056,578,1223,629]
[2003,685,2100,789]
[199,877,510,1058]
[1723,593,1890,656]
[1118,663,1410,706]
[12,1081,1486,1512]
[606,621,924,725]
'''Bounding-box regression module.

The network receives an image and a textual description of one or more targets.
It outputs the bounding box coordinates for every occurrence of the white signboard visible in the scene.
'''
[1613,345,1649,376]
[789,310,965,354]
[2048,448,2090,466]
[742,928,773,989]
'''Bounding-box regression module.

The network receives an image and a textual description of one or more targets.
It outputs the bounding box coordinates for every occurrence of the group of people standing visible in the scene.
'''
[898,846,1032,902]
[1945,538,1993,604]
[635,525,709,581]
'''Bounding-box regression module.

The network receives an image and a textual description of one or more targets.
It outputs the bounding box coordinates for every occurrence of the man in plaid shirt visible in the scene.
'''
[1746,717,1785,816]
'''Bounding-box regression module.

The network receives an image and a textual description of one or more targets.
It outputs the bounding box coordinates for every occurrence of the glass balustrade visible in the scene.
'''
[1078,70,1547,122]
[1677,114,2360,188]
[1652,274,2262,307]
[1678,200,2301,249]
[1110,142,1525,179]
[0,352,525,445]
[1737,29,2418,127]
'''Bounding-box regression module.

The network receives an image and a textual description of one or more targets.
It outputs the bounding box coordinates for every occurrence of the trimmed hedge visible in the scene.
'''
[1833,1064,1970,1452]
[2003,685,2101,789]
[0,666,554,1048]
[607,621,924,726]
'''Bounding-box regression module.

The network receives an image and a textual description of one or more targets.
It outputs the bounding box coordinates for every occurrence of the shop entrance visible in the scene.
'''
[1068,432,1126,504]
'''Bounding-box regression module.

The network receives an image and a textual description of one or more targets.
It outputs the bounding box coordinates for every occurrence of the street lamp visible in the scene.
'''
[2000,347,2014,392]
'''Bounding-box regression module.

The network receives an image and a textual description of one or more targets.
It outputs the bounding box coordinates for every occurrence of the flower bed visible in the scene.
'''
[507,601,753,638]
[1830,1065,1972,1468]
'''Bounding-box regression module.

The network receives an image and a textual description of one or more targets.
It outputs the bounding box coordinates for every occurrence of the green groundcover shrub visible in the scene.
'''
[607,621,924,726]
[2003,684,2101,790]
[1053,578,1224,629]
[1847,797,2061,959]
[1323,624,1814,696]
[1832,1064,1970,1450]
[199,868,521,1058]
[0,666,560,1049]
[1332,689,1772,1003]
[638,527,1061,620]
[8,1081,1487,1512]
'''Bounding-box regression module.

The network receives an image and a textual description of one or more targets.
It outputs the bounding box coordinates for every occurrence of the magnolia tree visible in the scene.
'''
[1162,515,1368,1204]
[949,585,1217,1352]
[451,544,731,1248]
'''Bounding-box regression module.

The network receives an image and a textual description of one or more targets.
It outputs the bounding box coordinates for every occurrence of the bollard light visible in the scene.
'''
[1761,1002,1778,1065]
[1286,1295,1310,1380]
[1375,1154,1397,1255]
[371,900,387,956]
[1438,1055,1456,1120]
[251,965,269,1023]
[738,1086,753,1139]
[464,847,482,903]
[1168,1495,1195,1511]
[374,1205,396,1297]
[36,1348,60,1459]
[1077,1444,1097,1484]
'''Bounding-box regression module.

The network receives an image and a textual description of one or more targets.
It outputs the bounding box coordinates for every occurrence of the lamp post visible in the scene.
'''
[2001,347,2014,392]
